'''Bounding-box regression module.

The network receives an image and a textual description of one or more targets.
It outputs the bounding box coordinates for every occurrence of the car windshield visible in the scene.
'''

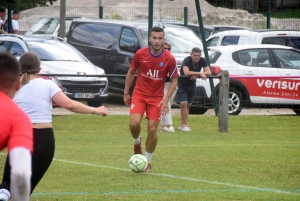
[27,18,60,35]
[26,41,88,62]
[139,27,203,53]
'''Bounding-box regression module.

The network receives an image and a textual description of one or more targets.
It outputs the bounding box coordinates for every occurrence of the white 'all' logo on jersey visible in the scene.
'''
[147,69,159,78]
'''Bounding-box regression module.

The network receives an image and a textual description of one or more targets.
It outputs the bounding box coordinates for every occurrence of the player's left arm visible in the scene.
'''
[160,58,178,115]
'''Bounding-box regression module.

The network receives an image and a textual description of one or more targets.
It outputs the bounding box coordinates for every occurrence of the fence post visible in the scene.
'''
[267,11,271,29]
[218,70,229,132]
[99,6,103,19]
[7,3,12,33]
[184,7,188,27]
[59,0,66,38]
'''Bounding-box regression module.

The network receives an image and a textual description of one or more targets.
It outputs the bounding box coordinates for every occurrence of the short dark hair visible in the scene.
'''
[12,10,19,15]
[191,47,201,54]
[0,52,20,88]
[0,6,6,13]
[150,26,164,36]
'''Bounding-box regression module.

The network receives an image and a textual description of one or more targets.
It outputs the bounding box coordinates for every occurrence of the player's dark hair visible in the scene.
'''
[150,26,164,36]
[0,6,6,13]
[191,47,201,54]
[12,10,19,15]
[0,52,20,89]
[19,52,41,86]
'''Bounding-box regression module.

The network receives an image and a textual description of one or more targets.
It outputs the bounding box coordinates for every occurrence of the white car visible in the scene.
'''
[25,17,84,38]
[0,35,109,107]
[208,44,300,115]
[206,29,300,50]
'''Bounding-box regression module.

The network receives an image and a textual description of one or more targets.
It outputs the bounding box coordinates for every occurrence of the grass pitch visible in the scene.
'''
[1,114,299,200]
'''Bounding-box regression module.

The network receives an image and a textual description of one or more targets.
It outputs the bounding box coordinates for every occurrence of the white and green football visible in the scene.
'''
[128,154,148,173]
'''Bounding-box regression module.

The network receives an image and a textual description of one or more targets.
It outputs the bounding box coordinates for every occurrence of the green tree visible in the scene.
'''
[0,0,57,11]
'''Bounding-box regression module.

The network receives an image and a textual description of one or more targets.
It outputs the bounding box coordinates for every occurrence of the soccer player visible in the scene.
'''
[123,26,178,173]
[0,52,33,201]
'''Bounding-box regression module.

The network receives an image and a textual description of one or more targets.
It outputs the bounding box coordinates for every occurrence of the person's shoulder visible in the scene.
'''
[199,57,208,63]
[183,56,191,62]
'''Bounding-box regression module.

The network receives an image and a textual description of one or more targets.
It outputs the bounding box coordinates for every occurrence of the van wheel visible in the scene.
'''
[228,87,242,115]
[87,100,102,107]
[189,107,208,115]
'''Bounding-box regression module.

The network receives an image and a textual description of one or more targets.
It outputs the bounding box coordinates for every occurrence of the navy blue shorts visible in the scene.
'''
[176,82,196,105]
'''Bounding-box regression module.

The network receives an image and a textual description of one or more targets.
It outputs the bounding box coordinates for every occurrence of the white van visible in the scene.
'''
[206,29,300,50]
[25,17,84,38]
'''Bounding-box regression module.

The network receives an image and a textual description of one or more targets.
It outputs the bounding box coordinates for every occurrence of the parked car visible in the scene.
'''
[207,44,300,115]
[25,17,84,38]
[206,29,300,50]
[66,19,204,95]
[176,23,250,40]
[38,70,64,108]
[137,19,250,40]
[0,34,109,107]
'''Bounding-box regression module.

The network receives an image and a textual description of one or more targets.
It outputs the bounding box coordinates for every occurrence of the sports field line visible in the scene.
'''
[55,143,296,148]
[53,158,299,195]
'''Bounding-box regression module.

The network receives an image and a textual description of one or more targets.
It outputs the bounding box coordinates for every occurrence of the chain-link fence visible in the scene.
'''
[18,6,300,35]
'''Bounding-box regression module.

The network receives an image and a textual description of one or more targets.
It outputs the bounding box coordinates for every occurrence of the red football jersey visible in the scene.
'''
[0,92,33,153]
[131,47,178,97]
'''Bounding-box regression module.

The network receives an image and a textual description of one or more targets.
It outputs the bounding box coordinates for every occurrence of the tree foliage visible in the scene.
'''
[0,0,57,11]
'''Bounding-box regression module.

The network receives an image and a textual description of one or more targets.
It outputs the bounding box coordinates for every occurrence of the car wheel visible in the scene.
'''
[87,100,103,107]
[189,107,208,115]
[293,109,300,115]
[228,87,242,115]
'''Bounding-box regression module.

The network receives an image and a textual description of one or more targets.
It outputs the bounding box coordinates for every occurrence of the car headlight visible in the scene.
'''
[50,76,62,87]
[95,66,107,80]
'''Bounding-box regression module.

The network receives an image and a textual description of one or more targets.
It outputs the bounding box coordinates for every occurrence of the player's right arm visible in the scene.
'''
[124,68,135,106]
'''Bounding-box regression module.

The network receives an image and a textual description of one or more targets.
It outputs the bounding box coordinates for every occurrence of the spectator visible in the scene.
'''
[0,52,33,201]
[2,10,20,34]
[0,52,108,197]
[0,7,6,34]
[177,47,211,132]
[160,41,177,132]
[12,10,20,34]
[124,26,178,173]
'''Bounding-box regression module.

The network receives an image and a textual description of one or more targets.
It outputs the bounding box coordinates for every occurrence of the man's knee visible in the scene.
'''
[180,102,188,108]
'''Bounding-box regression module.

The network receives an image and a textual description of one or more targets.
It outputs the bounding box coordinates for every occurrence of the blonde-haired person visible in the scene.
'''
[160,41,178,132]
[0,52,108,198]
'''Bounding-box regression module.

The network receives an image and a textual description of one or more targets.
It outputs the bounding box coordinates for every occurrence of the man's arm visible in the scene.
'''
[160,76,178,116]
[164,77,178,102]
[123,68,136,106]
[9,147,31,201]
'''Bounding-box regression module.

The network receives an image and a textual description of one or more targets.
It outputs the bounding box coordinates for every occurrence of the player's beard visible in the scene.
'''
[151,43,162,51]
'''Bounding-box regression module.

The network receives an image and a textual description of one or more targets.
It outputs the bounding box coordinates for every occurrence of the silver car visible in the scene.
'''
[0,35,108,107]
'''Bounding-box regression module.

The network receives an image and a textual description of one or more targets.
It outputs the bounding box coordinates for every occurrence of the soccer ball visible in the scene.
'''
[128,154,148,173]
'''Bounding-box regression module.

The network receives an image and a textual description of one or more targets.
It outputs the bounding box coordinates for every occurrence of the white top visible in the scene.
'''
[14,78,61,123]
[12,20,19,30]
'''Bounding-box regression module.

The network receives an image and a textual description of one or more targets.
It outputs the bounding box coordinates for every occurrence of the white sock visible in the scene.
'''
[145,152,153,164]
[0,189,10,200]
[133,136,141,145]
